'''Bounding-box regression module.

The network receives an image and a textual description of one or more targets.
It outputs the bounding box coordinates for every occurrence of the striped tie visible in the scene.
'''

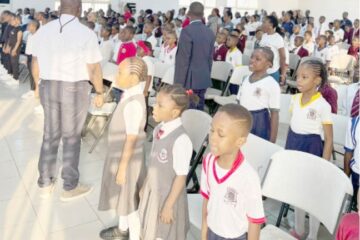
[351,90,359,117]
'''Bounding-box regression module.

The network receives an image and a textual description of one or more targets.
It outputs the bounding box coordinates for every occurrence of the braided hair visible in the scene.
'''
[159,85,199,113]
[300,59,328,87]
[126,57,148,82]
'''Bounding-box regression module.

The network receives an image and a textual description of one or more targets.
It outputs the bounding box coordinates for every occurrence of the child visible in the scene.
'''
[237,47,280,143]
[201,104,265,239]
[289,25,301,51]
[348,36,359,61]
[344,114,359,210]
[254,29,263,49]
[327,35,340,61]
[286,59,333,240]
[213,32,228,61]
[22,20,40,99]
[174,18,182,38]
[303,31,315,55]
[3,15,22,81]
[143,22,157,48]
[111,24,120,43]
[325,30,334,39]
[235,24,247,53]
[226,33,243,94]
[292,36,309,58]
[139,85,195,240]
[136,40,154,96]
[116,26,136,65]
[313,35,331,66]
[99,25,114,65]
[98,57,148,240]
[333,20,345,43]
[160,31,177,65]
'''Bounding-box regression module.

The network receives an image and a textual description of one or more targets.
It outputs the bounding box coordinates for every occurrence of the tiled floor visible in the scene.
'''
[0,80,335,240]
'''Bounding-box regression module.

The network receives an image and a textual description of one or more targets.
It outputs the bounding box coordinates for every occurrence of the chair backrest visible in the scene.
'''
[332,113,350,146]
[229,66,252,85]
[333,84,350,116]
[153,47,161,58]
[161,66,175,85]
[279,94,292,124]
[329,53,356,71]
[102,61,119,83]
[187,194,203,229]
[154,61,172,79]
[245,40,255,50]
[242,134,283,180]
[289,53,301,71]
[211,61,233,82]
[262,150,353,234]
[243,48,253,57]
[182,109,212,154]
[242,54,251,65]
[336,42,351,51]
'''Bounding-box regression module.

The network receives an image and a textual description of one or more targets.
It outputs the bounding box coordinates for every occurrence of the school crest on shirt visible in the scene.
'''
[121,48,127,54]
[217,55,222,61]
[157,148,168,163]
[253,88,262,98]
[307,108,317,120]
[224,187,238,207]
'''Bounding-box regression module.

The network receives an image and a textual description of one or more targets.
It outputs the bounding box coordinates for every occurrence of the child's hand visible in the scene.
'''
[115,163,127,185]
[11,50,16,57]
[160,205,174,224]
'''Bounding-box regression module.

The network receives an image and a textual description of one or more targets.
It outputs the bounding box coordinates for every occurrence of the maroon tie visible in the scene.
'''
[156,129,164,140]
[351,89,359,117]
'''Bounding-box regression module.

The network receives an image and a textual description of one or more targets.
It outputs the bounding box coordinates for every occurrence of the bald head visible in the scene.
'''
[188,2,204,19]
[60,0,81,16]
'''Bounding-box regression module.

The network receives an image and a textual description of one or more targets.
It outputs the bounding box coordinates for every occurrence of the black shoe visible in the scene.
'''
[99,226,129,240]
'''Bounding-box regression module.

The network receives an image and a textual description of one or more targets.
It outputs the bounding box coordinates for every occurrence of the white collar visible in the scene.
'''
[190,19,202,24]
[158,118,182,138]
[60,14,79,22]
[122,83,144,102]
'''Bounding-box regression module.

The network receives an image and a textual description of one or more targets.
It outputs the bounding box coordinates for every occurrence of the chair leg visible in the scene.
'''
[82,115,96,138]
[88,116,111,154]
[283,204,290,217]
[332,150,336,161]
[276,203,287,227]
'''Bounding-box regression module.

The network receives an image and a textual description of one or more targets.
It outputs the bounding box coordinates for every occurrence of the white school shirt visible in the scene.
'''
[333,28,345,42]
[200,152,266,238]
[112,40,122,62]
[303,41,315,55]
[341,83,359,116]
[25,33,34,55]
[314,23,328,37]
[144,34,157,49]
[100,39,114,63]
[237,75,281,111]
[156,118,193,175]
[112,34,119,44]
[289,93,333,135]
[327,44,340,61]
[161,46,177,65]
[260,33,284,74]
[31,14,102,82]
[122,83,145,135]
[313,46,331,64]
[226,48,242,68]
[142,56,155,91]
[289,33,301,51]
[345,117,359,174]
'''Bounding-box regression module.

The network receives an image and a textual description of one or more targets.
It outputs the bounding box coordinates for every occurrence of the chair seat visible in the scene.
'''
[88,102,117,116]
[286,79,297,88]
[260,225,297,240]
[214,95,237,106]
[205,88,222,100]
[328,75,348,84]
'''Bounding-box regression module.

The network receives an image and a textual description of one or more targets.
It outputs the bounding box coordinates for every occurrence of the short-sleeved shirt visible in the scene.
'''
[289,92,333,135]
[226,47,242,68]
[156,118,193,175]
[200,152,266,238]
[160,45,177,65]
[31,14,102,82]
[144,34,157,49]
[122,83,145,135]
[303,41,315,55]
[100,39,114,64]
[112,40,122,62]
[260,33,285,74]
[333,28,345,42]
[327,44,340,61]
[237,75,281,111]
[142,56,155,91]
[25,33,34,55]
[345,117,359,174]
[313,46,331,64]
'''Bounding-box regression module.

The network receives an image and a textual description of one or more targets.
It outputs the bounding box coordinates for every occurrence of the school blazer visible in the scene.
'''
[174,21,215,90]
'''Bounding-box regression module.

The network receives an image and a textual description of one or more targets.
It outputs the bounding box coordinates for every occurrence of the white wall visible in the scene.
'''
[111,0,179,14]
[298,0,359,22]
[257,0,298,16]
[10,0,55,11]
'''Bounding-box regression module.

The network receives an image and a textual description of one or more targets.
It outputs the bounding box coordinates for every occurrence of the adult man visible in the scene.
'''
[31,0,104,201]
[174,2,215,110]
[341,11,352,29]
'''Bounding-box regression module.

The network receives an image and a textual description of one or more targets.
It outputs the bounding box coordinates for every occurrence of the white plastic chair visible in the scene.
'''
[336,42,351,51]
[205,61,233,100]
[242,134,283,181]
[187,194,203,230]
[332,84,349,116]
[260,150,353,240]
[242,54,251,65]
[286,54,301,91]
[328,54,356,84]
[332,113,350,154]
[214,66,251,106]
[153,61,172,79]
[161,66,175,85]
[279,94,292,124]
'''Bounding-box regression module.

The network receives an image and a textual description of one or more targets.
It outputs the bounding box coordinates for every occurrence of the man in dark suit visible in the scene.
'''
[174,1,215,110]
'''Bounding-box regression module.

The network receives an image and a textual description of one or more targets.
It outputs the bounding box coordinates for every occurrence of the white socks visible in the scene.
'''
[295,207,320,239]
[119,211,141,240]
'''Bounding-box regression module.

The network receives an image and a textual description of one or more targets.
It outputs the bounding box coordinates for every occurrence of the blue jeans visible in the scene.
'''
[112,88,124,103]
[270,70,280,82]
[190,89,206,111]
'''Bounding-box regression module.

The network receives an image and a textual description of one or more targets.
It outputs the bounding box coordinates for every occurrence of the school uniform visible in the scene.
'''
[237,75,281,141]
[1,24,13,70]
[25,33,35,90]
[161,45,177,65]
[6,26,22,80]
[293,46,309,58]
[99,83,147,216]
[313,46,331,64]
[213,44,228,61]
[285,92,333,157]
[237,35,247,53]
[99,39,114,65]
[116,41,137,65]
[333,28,345,42]
[303,41,315,55]
[344,116,359,206]
[143,34,157,49]
[289,33,301,51]
[112,40,122,62]
[139,118,192,240]
[226,47,243,94]
[348,46,359,61]
[200,152,266,239]
[327,44,340,61]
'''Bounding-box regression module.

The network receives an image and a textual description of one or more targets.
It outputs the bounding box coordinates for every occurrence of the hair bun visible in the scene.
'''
[186,89,194,96]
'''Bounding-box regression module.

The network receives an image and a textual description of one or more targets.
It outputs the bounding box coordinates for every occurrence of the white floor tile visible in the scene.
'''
[0,197,37,229]
[91,205,118,228]
[34,198,98,234]
[0,220,45,240]
[0,178,27,201]
[0,160,19,181]
[47,221,103,240]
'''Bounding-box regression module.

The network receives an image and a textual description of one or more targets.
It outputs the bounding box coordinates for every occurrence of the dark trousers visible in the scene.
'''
[27,55,35,90]
[10,53,20,80]
[112,87,123,103]
[3,53,10,72]
[208,228,247,240]
[38,80,91,191]
[191,89,206,111]
[351,171,359,209]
